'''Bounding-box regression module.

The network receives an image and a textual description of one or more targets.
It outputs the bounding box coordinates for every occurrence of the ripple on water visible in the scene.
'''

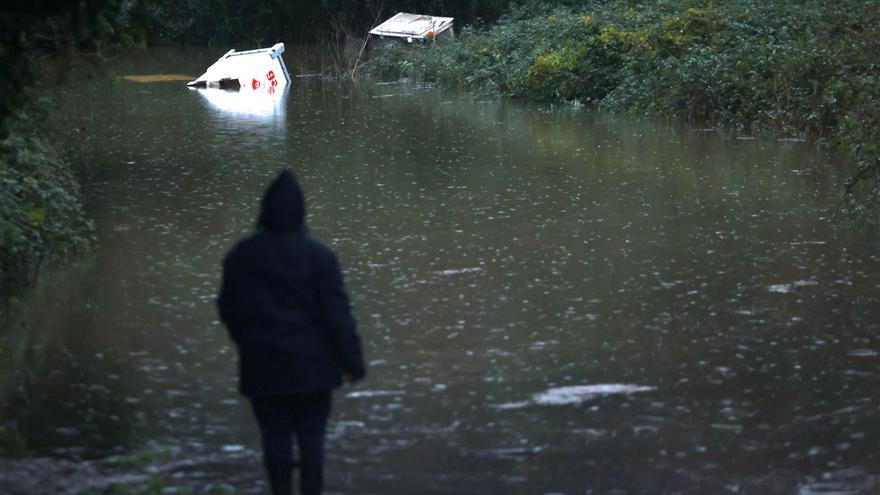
[847,349,878,358]
[493,384,657,409]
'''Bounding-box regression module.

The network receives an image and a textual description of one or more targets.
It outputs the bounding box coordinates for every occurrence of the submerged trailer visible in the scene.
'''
[187,43,291,93]
[368,12,454,48]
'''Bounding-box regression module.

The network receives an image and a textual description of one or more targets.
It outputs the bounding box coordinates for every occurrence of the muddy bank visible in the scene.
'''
[0,446,252,494]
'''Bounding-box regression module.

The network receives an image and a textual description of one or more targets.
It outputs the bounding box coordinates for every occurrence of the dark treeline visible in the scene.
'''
[143,0,514,46]
[0,1,141,137]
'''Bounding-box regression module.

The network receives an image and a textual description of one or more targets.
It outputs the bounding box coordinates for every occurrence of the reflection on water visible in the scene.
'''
[194,86,289,129]
[3,49,880,494]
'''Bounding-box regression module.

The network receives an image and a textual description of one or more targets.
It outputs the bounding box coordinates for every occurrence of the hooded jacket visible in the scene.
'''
[218,169,365,397]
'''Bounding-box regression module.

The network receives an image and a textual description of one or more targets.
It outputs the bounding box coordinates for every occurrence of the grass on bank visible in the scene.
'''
[363,0,880,228]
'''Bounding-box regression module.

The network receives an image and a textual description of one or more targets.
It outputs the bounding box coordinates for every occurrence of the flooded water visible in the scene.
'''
[4,48,880,494]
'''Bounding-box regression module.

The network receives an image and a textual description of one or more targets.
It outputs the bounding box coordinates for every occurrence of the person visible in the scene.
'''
[217,168,366,495]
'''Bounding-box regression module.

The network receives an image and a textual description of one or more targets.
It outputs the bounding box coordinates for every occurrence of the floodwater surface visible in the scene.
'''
[3,49,879,494]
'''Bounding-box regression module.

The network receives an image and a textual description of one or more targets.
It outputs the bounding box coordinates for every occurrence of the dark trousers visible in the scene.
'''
[250,390,333,495]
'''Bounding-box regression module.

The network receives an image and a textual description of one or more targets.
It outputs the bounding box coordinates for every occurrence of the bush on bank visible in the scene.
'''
[0,113,95,326]
[0,1,134,323]
[363,0,880,227]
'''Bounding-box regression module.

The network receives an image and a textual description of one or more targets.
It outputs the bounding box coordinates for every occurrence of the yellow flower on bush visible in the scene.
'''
[684,7,705,19]
[599,26,650,50]
[599,26,620,45]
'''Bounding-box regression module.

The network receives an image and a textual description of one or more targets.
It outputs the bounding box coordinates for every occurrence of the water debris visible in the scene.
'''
[768,280,819,293]
[433,267,483,276]
[529,340,558,350]
[344,389,405,399]
[795,467,880,495]
[533,384,656,406]
[123,74,194,83]
[848,349,878,357]
[474,446,543,460]
[493,400,531,410]
[493,384,656,409]
[801,405,865,423]
[797,483,860,495]
[711,423,744,434]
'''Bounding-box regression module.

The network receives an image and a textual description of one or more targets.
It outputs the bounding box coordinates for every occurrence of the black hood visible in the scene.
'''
[258,168,305,232]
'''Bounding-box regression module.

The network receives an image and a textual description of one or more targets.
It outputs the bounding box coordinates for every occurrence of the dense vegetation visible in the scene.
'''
[364,0,880,226]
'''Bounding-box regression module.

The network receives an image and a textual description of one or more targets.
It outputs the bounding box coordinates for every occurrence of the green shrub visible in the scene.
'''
[0,112,95,323]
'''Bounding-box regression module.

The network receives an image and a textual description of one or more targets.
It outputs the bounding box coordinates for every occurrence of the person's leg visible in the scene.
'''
[292,390,332,495]
[251,396,296,495]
